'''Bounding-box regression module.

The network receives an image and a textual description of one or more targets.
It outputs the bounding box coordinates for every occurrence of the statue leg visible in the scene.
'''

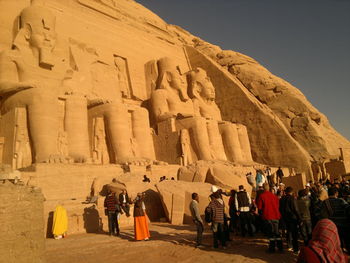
[206,120,227,161]
[219,123,244,163]
[104,104,133,163]
[177,117,213,161]
[65,95,90,162]
[237,124,253,163]
[131,107,155,160]
[26,90,60,162]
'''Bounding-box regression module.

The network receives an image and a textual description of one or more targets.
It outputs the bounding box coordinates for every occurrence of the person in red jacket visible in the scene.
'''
[257,183,283,253]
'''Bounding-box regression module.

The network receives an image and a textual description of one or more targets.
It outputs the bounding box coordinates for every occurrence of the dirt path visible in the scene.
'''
[46,223,297,263]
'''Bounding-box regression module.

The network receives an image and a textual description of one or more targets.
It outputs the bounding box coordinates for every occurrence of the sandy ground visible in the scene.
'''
[46,223,298,263]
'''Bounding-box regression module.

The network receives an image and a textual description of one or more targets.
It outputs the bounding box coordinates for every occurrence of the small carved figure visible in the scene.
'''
[180,129,193,166]
[57,130,69,157]
[13,124,32,169]
[92,118,109,164]
[114,56,131,98]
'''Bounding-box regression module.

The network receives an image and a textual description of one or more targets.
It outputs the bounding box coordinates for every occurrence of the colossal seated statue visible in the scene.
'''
[151,57,226,161]
[188,68,253,163]
[63,41,155,164]
[0,1,70,164]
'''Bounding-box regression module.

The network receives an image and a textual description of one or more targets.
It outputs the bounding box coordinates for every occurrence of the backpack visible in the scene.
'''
[205,205,213,223]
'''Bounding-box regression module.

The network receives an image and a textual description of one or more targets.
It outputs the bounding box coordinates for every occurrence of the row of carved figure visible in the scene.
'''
[0,1,253,169]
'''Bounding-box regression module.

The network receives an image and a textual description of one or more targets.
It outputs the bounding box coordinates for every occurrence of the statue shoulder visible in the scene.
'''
[152,88,169,101]
[0,49,20,63]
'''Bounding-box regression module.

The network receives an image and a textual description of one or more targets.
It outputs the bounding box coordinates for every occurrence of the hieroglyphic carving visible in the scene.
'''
[114,55,133,99]
[78,0,122,21]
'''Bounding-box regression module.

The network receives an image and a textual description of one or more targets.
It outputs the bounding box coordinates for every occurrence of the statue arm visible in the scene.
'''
[0,52,36,96]
[192,98,201,117]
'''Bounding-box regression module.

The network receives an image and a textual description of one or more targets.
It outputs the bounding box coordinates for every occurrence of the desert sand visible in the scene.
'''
[46,223,297,263]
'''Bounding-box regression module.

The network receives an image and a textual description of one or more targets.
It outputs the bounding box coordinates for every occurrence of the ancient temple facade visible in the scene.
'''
[1,0,348,233]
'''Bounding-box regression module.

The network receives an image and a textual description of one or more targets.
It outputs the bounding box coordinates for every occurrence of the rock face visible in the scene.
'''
[190,39,350,162]
[0,181,45,263]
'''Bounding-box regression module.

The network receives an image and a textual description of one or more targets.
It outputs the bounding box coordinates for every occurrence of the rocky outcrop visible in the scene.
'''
[189,39,350,161]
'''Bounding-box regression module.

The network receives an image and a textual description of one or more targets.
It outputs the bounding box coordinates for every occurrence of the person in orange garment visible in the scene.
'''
[133,192,150,241]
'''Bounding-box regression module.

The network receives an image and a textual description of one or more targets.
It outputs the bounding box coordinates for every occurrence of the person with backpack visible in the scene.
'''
[207,191,226,249]
[190,192,204,248]
[235,185,253,237]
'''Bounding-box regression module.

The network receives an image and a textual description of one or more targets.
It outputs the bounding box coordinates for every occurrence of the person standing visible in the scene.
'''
[280,187,300,253]
[265,166,272,186]
[320,187,350,252]
[119,189,131,217]
[297,219,347,263]
[235,185,253,237]
[296,189,312,245]
[133,192,150,241]
[104,190,120,236]
[255,170,265,190]
[276,167,284,185]
[228,189,238,233]
[208,191,226,249]
[190,193,204,248]
[257,183,283,253]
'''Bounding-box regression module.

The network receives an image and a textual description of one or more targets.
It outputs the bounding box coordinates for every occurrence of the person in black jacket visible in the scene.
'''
[235,185,253,237]
[320,187,350,252]
[280,186,300,253]
[296,189,312,245]
[119,189,131,217]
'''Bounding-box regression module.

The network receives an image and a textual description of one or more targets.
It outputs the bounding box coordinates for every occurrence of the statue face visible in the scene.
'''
[200,77,215,100]
[170,72,186,91]
[170,72,189,101]
[29,26,57,51]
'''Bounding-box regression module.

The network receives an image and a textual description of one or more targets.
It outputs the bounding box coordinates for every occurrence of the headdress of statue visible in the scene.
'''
[156,57,189,101]
[14,0,57,68]
[187,68,216,101]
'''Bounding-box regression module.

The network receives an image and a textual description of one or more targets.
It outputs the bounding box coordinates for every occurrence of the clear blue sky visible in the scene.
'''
[137,0,350,140]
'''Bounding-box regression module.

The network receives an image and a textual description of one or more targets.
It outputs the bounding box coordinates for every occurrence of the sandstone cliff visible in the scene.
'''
[128,0,350,165]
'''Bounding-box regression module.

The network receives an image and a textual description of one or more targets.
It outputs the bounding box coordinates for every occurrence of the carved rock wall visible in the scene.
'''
[0,182,45,263]
[189,39,350,161]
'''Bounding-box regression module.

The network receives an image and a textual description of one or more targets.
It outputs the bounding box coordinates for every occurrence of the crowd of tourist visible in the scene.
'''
[102,168,349,262]
[191,168,350,262]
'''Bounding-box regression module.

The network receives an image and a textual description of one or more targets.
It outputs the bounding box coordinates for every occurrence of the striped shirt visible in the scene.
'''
[104,193,117,212]
[209,198,225,223]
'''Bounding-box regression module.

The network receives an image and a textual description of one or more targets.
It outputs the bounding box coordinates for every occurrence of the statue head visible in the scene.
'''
[188,68,216,101]
[15,0,57,68]
[156,57,189,101]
